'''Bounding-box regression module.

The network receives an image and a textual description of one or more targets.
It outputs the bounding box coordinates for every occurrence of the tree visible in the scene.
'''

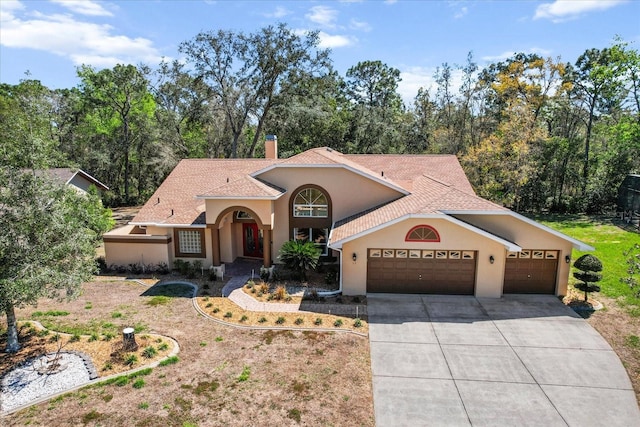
[278,240,321,282]
[572,254,603,302]
[567,47,626,194]
[0,169,101,352]
[77,64,156,204]
[179,23,331,158]
[342,60,405,153]
[621,244,640,298]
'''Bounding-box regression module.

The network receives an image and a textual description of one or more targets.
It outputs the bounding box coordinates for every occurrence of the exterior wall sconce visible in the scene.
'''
[489,255,495,264]
[565,255,571,264]
[352,252,357,262]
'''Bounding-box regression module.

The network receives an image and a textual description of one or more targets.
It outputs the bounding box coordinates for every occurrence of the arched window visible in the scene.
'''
[293,188,328,218]
[405,225,440,242]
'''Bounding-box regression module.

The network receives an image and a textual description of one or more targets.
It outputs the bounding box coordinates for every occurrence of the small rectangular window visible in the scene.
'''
[369,249,381,258]
[409,250,421,258]
[175,229,205,258]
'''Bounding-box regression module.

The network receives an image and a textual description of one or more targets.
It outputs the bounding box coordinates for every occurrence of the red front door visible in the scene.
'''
[243,223,263,258]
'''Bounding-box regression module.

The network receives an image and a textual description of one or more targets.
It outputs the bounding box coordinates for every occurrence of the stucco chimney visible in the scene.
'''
[265,134,278,159]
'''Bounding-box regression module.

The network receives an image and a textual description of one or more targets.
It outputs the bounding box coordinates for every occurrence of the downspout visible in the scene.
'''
[318,247,342,297]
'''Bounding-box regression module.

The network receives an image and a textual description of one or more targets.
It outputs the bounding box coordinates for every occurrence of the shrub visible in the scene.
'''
[288,408,302,423]
[132,379,145,389]
[124,354,138,366]
[159,356,179,366]
[258,281,270,294]
[114,376,129,387]
[295,318,304,325]
[273,285,288,301]
[237,366,251,382]
[89,332,99,342]
[156,262,170,275]
[102,362,113,371]
[314,318,323,326]
[275,317,286,325]
[278,240,321,281]
[69,333,81,342]
[333,319,343,327]
[224,312,232,318]
[573,254,603,301]
[103,332,115,341]
[260,266,271,281]
[111,312,123,318]
[258,316,267,323]
[212,307,220,314]
[621,244,640,297]
[138,402,149,409]
[215,336,223,342]
[142,346,157,359]
[354,318,363,328]
[192,260,203,275]
[240,315,248,322]
[158,342,169,351]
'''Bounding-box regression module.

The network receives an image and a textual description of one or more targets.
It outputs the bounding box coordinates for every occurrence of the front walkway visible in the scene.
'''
[220,258,366,317]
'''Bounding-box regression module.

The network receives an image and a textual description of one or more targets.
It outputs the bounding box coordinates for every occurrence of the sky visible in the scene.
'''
[1,0,639,104]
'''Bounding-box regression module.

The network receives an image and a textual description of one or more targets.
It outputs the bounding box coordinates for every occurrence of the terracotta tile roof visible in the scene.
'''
[330,175,506,244]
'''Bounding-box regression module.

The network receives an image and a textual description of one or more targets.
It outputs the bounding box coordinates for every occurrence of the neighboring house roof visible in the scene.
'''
[39,168,109,191]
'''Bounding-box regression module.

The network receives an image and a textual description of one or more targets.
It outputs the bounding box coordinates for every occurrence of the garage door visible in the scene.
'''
[367,249,476,294]
[503,250,558,294]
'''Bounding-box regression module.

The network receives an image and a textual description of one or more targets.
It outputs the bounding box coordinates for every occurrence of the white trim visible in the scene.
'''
[328,213,522,251]
[251,164,410,196]
[129,222,207,228]
[195,195,283,200]
[72,169,110,191]
[441,210,595,251]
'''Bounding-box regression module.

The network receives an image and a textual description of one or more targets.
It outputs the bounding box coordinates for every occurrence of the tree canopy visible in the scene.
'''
[1,25,637,212]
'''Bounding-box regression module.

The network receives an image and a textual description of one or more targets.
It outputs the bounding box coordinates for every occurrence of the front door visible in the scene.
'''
[243,223,263,258]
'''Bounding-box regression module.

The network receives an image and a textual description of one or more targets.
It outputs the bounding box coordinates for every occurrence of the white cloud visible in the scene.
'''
[318,31,355,49]
[306,5,338,28]
[0,1,162,67]
[50,0,114,17]
[454,6,468,19]
[398,66,465,106]
[349,18,371,32]
[482,47,552,62]
[534,0,627,22]
[264,6,289,19]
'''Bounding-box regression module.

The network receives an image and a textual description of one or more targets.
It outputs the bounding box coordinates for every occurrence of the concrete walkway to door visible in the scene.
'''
[368,294,640,427]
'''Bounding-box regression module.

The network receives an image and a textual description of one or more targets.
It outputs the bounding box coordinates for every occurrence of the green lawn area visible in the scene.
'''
[530,214,640,314]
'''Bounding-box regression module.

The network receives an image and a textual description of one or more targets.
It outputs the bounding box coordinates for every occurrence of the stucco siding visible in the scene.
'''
[453,214,573,296]
[340,218,505,297]
[260,167,403,221]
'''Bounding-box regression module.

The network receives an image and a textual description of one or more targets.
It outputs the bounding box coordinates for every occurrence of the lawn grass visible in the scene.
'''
[531,214,640,313]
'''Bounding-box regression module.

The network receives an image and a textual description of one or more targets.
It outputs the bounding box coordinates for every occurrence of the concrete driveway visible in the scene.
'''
[368,294,640,427]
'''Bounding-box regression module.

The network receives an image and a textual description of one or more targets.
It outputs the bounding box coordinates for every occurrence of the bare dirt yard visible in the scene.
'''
[1,279,374,426]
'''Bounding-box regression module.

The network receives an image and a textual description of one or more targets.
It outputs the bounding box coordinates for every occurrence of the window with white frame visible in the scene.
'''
[294,227,328,255]
[293,188,328,218]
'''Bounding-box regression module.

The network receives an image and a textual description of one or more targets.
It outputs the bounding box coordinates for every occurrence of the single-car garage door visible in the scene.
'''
[503,250,558,294]
[367,249,476,294]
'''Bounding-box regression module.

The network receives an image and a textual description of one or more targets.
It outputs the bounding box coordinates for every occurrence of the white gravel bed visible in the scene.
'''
[1,353,92,412]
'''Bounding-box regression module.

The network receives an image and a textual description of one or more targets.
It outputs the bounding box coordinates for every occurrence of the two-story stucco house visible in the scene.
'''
[104,135,592,297]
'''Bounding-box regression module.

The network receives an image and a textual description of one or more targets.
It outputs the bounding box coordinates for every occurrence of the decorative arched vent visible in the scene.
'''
[405,225,440,242]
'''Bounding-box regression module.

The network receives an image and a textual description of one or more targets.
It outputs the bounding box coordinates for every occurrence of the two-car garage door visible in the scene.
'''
[367,249,476,294]
[367,248,559,295]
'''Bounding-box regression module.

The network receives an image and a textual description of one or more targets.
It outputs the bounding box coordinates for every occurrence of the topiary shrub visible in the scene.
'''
[573,254,603,302]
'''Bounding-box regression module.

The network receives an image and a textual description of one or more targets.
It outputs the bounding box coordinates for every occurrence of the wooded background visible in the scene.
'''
[2,24,638,213]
